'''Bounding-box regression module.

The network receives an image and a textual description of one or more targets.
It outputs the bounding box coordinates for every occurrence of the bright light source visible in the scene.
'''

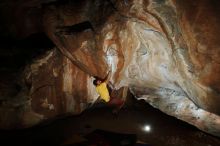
[143,125,151,132]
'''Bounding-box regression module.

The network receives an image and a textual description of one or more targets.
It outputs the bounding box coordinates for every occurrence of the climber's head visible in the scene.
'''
[93,76,102,86]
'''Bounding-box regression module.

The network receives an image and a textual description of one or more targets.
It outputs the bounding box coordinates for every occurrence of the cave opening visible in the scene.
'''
[0,0,220,146]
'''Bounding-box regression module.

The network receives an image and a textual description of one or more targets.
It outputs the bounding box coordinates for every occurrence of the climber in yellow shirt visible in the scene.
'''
[93,71,111,102]
[95,81,110,102]
[93,70,124,110]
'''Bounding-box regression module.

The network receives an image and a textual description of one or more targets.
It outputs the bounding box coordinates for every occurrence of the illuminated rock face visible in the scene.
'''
[0,0,220,137]
[24,49,97,117]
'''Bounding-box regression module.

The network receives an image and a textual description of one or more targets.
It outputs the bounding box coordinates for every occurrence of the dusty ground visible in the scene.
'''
[0,97,220,146]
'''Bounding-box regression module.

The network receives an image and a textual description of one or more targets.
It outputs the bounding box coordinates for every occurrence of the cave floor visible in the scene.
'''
[0,99,220,146]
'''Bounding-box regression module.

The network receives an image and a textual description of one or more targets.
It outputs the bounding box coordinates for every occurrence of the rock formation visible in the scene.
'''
[0,0,220,137]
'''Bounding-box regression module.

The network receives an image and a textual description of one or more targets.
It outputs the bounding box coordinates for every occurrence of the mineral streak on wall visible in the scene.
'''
[0,0,220,137]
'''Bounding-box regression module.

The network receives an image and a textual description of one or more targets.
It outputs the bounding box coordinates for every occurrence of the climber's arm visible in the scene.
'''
[103,69,112,83]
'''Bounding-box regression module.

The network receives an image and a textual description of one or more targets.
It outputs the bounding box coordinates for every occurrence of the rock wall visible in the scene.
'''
[0,0,220,137]
[23,48,100,126]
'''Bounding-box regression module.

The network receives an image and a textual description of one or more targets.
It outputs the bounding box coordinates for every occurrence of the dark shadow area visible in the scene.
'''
[82,129,137,146]
[56,21,94,35]
[0,33,54,73]
[0,33,54,99]
[0,96,219,146]
[42,0,83,7]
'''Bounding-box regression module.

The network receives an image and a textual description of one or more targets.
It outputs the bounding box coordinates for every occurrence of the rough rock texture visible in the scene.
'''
[25,49,97,117]
[0,0,220,137]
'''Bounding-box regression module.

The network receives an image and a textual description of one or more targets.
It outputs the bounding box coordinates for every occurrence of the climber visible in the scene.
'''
[93,70,125,112]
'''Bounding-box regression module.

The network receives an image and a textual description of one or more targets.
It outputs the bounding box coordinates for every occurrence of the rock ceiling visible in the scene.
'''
[0,0,220,137]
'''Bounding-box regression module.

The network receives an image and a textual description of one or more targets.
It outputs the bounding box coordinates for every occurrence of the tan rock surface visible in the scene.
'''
[0,0,220,137]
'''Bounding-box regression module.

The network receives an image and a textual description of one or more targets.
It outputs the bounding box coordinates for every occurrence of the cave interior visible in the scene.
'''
[0,0,220,146]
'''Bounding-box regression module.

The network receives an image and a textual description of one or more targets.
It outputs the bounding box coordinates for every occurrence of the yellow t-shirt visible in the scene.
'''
[96,82,110,102]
